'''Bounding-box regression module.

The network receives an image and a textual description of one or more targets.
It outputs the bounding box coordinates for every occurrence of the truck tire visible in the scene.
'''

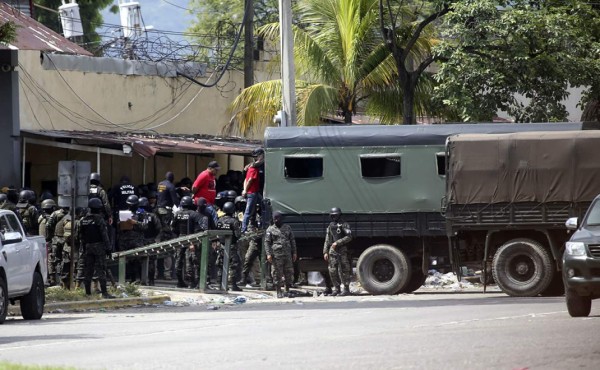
[566,289,591,317]
[398,270,427,294]
[492,239,554,297]
[0,275,7,324]
[357,245,411,295]
[20,271,45,320]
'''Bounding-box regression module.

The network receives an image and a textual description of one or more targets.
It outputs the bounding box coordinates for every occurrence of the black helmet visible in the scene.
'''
[252,147,265,157]
[234,195,246,205]
[41,199,57,210]
[180,196,194,209]
[18,190,31,204]
[126,195,139,206]
[40,191,53,201]
[222,201,235,215]
[226,190,237,202]
[330,207,342,221]
[88,198,103,209]
[139,197,149,209]
[90,172,101,184]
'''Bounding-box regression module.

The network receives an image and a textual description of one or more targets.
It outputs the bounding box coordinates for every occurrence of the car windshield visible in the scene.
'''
[585,200,600,226]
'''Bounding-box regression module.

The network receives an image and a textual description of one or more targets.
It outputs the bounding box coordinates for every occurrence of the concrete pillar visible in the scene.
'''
[0,49,21,188]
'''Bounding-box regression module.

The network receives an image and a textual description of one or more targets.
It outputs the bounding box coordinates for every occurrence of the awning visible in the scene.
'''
[21,130,261,158]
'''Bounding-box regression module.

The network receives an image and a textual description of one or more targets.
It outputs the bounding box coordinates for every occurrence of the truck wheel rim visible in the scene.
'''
[509,255,534,282]
[372,258,395,283]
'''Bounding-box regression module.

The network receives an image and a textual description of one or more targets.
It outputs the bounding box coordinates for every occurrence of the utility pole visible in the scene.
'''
[244,0,254,88]
[278,0,296,126]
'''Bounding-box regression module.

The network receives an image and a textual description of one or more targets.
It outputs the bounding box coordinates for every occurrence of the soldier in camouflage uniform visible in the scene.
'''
[216,202,242,291]
[38,199,56,240]
[77,198,115,298]
[46,207,68,286]
[265,211,297,298]
[323,207,353,296]
[139,197,162,285]
[172,196,207,288]
[0,193,16,211]
[118,195,147,283]
[16,190,39,236]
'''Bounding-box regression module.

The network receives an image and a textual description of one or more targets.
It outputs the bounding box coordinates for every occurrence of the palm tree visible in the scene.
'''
[227,0,406,136]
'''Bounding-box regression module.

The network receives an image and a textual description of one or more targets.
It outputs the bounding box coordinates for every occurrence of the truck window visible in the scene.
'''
[284,157,323,179]
[436,152,446,176]
[360,155,401,178]
[6,213,22,233]
[585,201,600,226]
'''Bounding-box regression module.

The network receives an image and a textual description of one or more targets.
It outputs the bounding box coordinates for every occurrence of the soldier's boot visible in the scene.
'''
[100,281,116,299]
[276,286,284,299]
[340,285,351,296]
[284,284,291,298]
[323,287,332,296]
[188,279,198,289]
[331,286,341,296]
[84,282,92,296]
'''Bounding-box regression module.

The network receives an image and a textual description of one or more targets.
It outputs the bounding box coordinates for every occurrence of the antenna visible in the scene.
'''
[58,0,84,40]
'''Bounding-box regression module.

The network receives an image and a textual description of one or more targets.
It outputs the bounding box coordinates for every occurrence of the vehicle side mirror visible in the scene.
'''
[565,217,578,231]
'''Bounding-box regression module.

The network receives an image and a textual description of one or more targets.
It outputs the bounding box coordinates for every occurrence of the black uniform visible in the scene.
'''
[77,213,111,293]
[140,209,162,284]
[172,209,207,287]
[216,215,242,286]
[112,181,137,211]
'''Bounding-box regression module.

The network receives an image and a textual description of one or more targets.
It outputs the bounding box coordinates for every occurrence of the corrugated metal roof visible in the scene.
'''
[0,2,92,56]
[22,130,262,158]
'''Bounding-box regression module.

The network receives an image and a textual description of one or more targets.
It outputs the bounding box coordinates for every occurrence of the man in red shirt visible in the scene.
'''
[241,148,264,233]
[192,161,220,225]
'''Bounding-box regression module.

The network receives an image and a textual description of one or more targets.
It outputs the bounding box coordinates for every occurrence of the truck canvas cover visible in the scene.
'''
[447,131,600,204]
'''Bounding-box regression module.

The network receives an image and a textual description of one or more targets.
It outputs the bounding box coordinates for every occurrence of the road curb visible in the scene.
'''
[8,295,171,315]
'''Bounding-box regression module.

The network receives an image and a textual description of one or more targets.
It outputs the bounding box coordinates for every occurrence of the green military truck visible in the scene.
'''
[444,130,600,297]
[263,123,586,295]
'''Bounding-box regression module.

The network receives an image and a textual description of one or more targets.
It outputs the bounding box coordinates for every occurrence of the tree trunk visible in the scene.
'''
[399,69,416,125]
[581,98,600,122]
[344,109,353,124]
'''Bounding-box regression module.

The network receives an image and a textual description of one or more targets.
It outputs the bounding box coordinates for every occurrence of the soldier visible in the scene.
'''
[171,196,207,288]
[77,198,115,299]
[216,201,243,291]
[118,195,147,283]
[238,196,264,287]
[38,199,56,239]
[265,211,297,298]
[89,172,113,225]
[46,206,68,286]
[139,197,162,285]
[323,207,353,296]
[16,190,39,236]
[156,172,179,279]
[0,193,16,211]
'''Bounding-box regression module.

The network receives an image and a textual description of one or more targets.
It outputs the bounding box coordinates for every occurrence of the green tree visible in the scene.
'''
[434,0,600,122]
[0,21,17,44]
[227,0,437,135]
[33,0,114,47]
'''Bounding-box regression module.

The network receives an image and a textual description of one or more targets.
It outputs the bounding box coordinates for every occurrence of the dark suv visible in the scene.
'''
[564,195,600,317]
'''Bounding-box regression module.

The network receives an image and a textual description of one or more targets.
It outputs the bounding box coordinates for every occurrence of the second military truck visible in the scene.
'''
[263,123,588,296]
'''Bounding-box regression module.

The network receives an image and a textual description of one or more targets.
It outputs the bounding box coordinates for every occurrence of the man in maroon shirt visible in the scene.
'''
[192,161,220,225]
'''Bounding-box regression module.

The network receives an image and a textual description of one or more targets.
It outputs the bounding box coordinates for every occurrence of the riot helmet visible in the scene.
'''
[90,172,101,185]
[17,190,31,206]
[330,207,342,222]
[222,201,235,216]
[41,199,57,211]
[234,196,246,212]
[180,196,194,209]
[88,197,103,210]
[126,195,139,207]
[196,197,207,213]
[139,197,150,209]
[226,190,237,202]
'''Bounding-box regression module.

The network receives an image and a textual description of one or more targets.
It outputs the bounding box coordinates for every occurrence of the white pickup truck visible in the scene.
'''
[0,209,47,324]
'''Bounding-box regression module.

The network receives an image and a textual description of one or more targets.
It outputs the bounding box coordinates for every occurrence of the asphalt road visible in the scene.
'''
[0,292,598,369]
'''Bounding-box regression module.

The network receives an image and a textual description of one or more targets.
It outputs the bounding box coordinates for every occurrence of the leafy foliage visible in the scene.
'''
[434,0,600,122]
[0,21,17,44]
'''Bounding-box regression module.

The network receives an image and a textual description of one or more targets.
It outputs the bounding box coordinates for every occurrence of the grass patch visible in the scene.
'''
[45,282,142,302]
[0,362,76,370]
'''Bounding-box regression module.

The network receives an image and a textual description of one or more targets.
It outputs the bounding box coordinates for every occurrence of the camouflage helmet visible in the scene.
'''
[41,199,57,210]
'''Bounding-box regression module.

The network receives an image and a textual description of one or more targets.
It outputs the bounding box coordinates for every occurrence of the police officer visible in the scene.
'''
[38,199,56,239]
[111,175,137,211]
[16,190,39,235]
[156,172,179,279]
[77,198,115,298]
[265,211,297,298]
[139,197,162,285]
[89,172,113,225]
[118,195,147,282]
[171,196,207,288]
[216,201,243,291]
[0,193,16,211]
[323,207,353,296]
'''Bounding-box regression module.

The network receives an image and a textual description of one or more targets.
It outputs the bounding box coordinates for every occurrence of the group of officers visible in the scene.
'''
[0,148,355,299]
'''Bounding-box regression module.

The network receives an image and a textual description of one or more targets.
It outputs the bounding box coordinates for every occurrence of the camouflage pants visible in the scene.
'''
[242,238,271,284]
[328,247,352,288]
[186,246,199,285]
[216,245,241,284]
[271,250,293,289]
[49,238,64,282]
[83,243,107,284]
